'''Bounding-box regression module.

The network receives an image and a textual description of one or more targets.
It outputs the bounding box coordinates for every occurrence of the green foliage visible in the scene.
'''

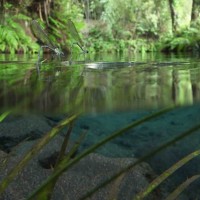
[52,0,83,21]
[0,114,79,194]
[81,119,200,200]
[166,175,200,200]
[45,17,87,54]
[0,12,39,54]
[27,107,174,199]
[89,0,106,20]
[83,0,162,53]
[83,0,200,54]
[36,0,86,53]
[87,35,158,54]
[101,0,159,39]
[1,106,200,199]
[159,27,200,52]
[0,1,86,54]
[135,149,200,199]
[0,111,10,123]
[1,0,200,54]
[86,24,115,53]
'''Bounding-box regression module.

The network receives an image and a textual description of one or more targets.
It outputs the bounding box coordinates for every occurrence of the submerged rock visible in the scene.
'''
[0,114,52,152]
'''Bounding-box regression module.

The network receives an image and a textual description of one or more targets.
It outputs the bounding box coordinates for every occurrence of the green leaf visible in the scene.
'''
[165,175,200,200]
[27,107,174,199]
[0,114,79,194]
[135,149,200,200]
[0,111,11,122]
[0,43,6,51]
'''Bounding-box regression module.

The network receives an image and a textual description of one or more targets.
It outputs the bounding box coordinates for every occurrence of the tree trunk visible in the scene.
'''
[155,0,173,36]
[0,0,5,24]
[168,0,193,33]
[168,0,176,32]
[191,0,200,21]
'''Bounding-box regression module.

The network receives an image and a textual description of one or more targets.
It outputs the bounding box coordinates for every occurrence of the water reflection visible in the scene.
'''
[83,62,200,112]
[0,55,200,113]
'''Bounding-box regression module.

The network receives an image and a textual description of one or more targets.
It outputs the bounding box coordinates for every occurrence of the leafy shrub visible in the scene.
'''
[159,27,200,52]
[0,10,39,54]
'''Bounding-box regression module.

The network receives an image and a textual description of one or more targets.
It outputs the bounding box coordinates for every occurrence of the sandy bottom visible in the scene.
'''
[71,103,200,199]
[0,103,200,199]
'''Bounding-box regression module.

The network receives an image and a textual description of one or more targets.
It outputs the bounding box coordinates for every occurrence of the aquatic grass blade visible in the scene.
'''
[37,122,74,200]
[80,123,200,200]
[30,131,87,200]
[27,106,175,199]
[55,122,74,166]
[0,114,79,194]
[165,174,200,200]
[0,111,11,122]
[134,149,200,200]
[55,130,87,171]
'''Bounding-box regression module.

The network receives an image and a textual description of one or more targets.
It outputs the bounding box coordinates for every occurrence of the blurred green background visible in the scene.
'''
[0,0,200,54]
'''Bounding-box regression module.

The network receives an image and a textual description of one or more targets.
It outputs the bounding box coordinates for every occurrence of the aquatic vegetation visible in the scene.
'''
[0,114,79,194]
[80,121,200,200]
[135,148,200,199]
[0,106,200,199]
[0,111,10,122]
[165,174,200,200]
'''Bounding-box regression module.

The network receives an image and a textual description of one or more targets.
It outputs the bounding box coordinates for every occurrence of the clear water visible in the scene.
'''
[0,53,200,114]
[1,52,200,199]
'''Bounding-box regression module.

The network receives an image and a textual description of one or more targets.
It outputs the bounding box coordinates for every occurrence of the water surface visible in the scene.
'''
[1,53,200,199]
[0,53,200,114]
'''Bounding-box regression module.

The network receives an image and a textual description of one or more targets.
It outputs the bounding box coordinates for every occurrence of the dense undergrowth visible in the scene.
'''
[2,15,200,55]
[0,1,84,54]
[1,1,200,55]
[86,19,200,54]
[0,13,39,54]
[160,26,200,53]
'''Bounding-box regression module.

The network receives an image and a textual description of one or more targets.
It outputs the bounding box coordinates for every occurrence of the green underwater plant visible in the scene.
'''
[80,118,200,200]
[0,113,79,194]
[27,106,174,199]
[0,106,200,199]
[135,148,200,200]
[0,111,10,122]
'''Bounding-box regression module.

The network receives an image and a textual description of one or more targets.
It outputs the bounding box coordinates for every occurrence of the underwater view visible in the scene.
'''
[0,52,200,199]
[2,0,200,199]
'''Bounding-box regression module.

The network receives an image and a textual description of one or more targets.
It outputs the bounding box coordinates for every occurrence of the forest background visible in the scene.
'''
[0,0,200,55]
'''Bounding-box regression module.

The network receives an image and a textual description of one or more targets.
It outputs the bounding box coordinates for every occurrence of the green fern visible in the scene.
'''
[160,27,200,52]
[0,13,39,54]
